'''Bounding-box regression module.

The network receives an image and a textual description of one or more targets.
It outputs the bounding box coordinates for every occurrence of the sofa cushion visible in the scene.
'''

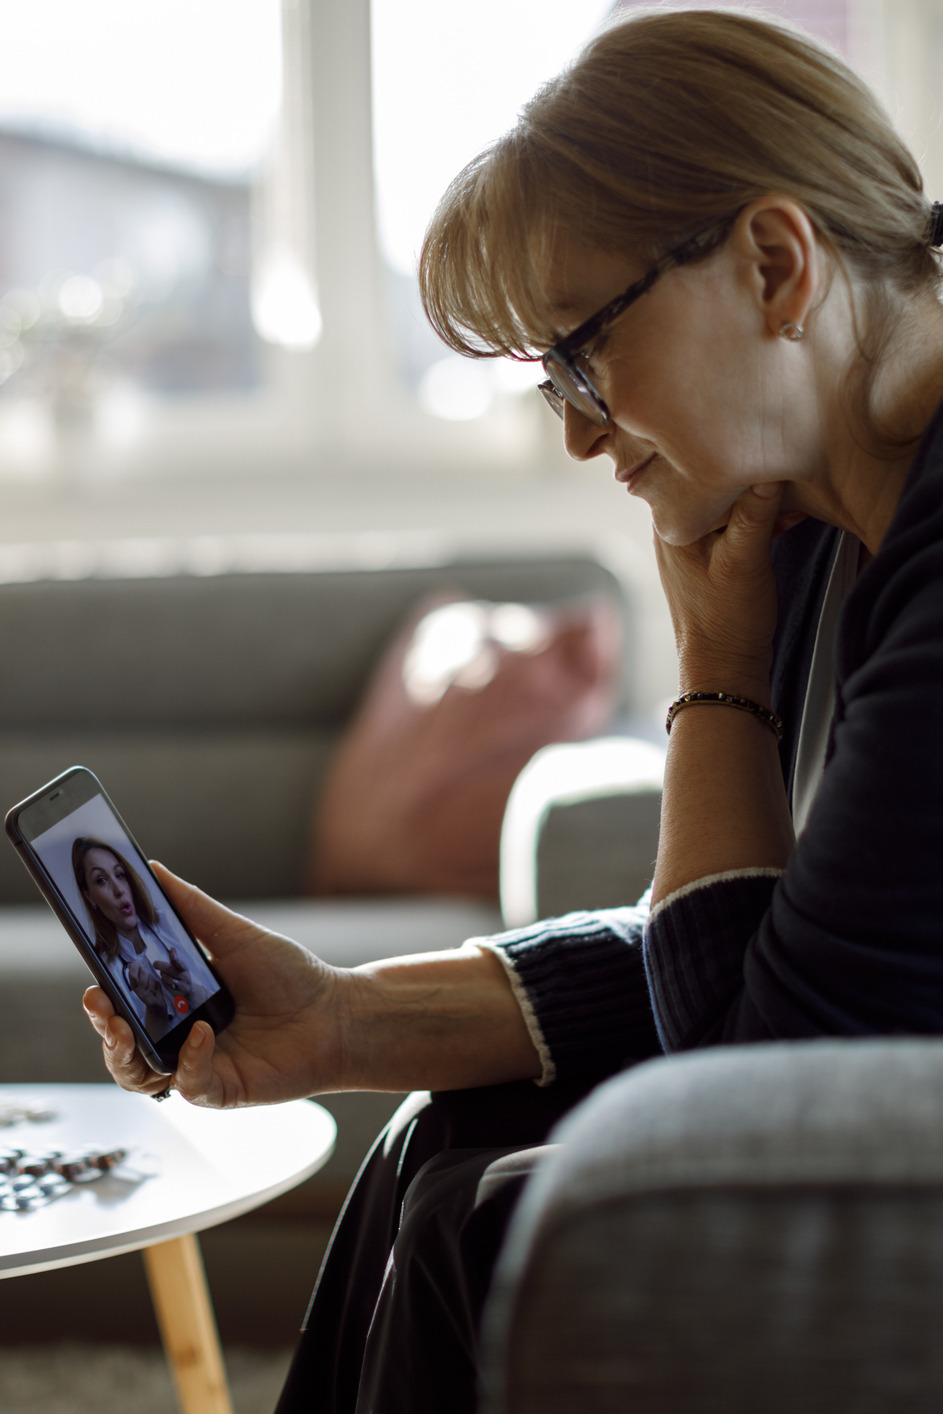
[309,594,622,900]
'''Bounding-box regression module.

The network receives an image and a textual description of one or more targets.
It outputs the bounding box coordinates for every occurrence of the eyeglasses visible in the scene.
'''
[538,218,735,427]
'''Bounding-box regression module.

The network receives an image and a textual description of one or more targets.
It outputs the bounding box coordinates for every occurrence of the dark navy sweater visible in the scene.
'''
[484,400,943,1083]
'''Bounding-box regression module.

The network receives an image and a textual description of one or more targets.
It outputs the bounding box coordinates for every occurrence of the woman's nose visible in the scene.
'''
[563,400,610,461]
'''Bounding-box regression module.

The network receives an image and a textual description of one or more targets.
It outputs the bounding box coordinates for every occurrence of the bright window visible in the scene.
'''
[0,1,283,409]
[0,0,938,491]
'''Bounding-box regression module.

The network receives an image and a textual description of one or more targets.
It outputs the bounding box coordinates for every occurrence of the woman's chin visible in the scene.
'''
[651,516,726,548]
[649,497,739,547]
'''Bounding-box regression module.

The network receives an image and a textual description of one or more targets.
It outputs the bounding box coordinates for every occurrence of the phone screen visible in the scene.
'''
[7,767,233,1068]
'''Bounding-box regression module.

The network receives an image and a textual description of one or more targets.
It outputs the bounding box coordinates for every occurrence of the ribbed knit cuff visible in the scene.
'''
[644,869,783,1051]
[475,903,663,1087]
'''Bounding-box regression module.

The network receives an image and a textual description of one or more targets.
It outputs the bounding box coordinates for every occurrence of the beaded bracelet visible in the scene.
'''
[665,690,783,741]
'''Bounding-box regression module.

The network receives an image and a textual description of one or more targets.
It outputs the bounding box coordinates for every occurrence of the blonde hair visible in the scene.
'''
[419,8,939,361]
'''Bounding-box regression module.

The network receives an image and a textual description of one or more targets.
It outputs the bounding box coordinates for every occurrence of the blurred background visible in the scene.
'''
[0,0,939,719]
[0,4,942,1407]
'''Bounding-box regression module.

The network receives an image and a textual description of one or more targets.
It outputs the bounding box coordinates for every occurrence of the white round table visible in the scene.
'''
[0,1084,336,1414]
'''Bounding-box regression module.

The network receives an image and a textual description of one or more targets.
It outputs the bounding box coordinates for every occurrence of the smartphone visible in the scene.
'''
[5,765,235,1074]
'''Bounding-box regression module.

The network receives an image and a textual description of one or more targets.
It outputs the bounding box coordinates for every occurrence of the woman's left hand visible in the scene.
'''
[654,482,788,695]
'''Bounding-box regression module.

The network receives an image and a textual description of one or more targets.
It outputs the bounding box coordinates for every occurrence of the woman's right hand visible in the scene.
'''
[126,956,165,1012]
[83,863,349,1109]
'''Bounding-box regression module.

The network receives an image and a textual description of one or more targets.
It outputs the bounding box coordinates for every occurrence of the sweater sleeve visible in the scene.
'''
[472,889,663,1086]
[643,418,943,1052]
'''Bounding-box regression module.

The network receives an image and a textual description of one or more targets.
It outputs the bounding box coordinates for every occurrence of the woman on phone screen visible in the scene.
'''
[73,837,214,1039]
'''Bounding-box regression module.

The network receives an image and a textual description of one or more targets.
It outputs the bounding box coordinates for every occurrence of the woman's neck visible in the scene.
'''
[117,925,145,951]
[790,290,943,555]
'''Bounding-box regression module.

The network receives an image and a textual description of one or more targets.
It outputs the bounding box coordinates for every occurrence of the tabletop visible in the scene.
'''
[0,1083,336,1278]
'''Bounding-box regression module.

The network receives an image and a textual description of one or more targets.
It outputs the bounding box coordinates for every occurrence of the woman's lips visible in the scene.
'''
[615,452,656,492]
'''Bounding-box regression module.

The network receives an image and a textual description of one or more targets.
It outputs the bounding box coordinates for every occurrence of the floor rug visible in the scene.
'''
[0,1343,292,1414]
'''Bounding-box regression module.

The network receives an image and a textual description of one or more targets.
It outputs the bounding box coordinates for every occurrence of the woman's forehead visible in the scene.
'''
[537,237,647,324]
[86,847,118,868]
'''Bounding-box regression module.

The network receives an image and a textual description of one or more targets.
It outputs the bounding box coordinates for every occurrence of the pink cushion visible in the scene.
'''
[308,593,622,901]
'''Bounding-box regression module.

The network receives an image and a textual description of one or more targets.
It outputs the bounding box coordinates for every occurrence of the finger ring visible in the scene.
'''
[152,1086,173,1102]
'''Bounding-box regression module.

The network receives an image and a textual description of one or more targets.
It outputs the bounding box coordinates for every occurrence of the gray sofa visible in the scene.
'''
[0,534,666,1344]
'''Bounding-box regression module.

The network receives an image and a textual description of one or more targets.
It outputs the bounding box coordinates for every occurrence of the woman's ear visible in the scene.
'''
[732,197,820,337]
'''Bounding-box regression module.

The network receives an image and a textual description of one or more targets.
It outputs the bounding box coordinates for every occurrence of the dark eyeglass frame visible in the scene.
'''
[538,217,736,427]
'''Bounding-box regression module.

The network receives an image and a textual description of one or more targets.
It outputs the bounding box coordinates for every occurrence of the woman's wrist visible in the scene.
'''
[666,690,783,741]
[677,656,772,705]
[313,963,370,1092]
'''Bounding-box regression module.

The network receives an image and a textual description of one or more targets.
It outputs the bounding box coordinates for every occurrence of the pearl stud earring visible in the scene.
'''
[779,322,804,341]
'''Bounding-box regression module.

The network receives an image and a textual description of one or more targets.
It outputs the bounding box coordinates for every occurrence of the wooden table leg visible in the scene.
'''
[142,1233,234,1414]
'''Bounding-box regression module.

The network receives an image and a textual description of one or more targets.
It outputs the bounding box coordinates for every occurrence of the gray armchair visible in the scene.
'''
[482,1033,943,1412]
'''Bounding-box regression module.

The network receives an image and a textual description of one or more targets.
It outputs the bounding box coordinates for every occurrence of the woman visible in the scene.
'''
[73,837,214,1039]
[83,9,943,1411]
